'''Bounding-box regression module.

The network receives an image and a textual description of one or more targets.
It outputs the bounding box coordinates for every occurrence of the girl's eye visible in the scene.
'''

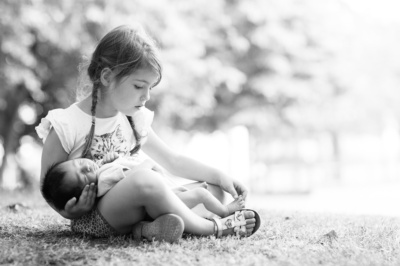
[134,85,143,89]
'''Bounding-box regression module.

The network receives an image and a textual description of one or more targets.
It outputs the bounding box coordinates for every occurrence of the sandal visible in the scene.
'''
[132,213,184,243]
[211,209,261,238]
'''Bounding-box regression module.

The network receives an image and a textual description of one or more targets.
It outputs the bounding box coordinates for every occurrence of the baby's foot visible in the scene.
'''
[225,195,245,216]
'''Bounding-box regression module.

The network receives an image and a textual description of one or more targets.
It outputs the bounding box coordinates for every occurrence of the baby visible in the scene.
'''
[41,153,245,218]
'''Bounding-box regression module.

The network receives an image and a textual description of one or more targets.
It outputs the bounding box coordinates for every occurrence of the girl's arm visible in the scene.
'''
[142,128,248,199]
[41,129,97,219]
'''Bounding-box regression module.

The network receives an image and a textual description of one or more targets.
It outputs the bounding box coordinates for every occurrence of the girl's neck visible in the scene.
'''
[77,95,118,118]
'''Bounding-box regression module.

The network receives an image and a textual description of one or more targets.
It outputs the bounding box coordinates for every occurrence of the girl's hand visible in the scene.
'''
[62,183,97,219]
[103,152,119,164]
[219,175,248,201]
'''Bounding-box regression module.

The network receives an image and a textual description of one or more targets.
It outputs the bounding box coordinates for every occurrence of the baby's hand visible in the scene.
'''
[103,152,119,164]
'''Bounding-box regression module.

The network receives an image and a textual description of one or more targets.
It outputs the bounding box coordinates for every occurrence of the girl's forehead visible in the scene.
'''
[126,68,159,83]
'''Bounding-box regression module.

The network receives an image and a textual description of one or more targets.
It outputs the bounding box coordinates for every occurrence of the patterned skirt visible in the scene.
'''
[71,206,124,238]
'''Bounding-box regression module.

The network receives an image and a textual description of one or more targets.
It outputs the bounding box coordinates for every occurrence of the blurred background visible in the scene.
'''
[1,0,400,216]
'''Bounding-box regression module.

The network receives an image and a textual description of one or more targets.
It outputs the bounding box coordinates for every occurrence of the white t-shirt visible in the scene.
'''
[36,103,182,191]
[35,103,154,165]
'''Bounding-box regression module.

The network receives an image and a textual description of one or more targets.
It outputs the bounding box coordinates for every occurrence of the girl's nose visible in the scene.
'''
[140,88,151,102]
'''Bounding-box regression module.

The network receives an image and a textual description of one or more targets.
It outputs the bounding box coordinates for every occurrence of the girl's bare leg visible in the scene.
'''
[184,182,228,204]
[183,181,230,218]
[97,169,256,236]
[177,188,245,218]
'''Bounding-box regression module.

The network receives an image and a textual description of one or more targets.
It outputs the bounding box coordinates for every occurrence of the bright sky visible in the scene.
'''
[343,0,400,24]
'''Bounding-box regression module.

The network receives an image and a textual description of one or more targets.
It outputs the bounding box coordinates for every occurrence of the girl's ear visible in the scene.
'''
[100,68,113,86]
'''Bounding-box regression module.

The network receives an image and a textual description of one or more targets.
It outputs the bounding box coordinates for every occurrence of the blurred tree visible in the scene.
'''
[0,0,97,185]
[1,0,399,187]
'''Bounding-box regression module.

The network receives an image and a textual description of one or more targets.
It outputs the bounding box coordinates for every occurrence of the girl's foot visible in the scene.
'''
[132,213,184,243]
[212,209,261,238]
[225,195,245,217]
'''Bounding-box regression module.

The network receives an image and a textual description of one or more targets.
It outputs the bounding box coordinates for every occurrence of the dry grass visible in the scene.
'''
[1,189,399,266]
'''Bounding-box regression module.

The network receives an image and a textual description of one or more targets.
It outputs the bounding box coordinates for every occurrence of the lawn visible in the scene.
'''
[1,189,399,266]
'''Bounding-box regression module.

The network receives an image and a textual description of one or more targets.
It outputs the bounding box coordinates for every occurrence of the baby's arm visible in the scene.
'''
[102,152,119,164]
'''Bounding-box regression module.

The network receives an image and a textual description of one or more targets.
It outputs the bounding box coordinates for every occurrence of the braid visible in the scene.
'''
[127,116,142,155]
[81,81,99,159]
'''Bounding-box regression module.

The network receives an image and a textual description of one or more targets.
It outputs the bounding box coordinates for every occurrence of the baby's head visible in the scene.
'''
[41,158,99,210]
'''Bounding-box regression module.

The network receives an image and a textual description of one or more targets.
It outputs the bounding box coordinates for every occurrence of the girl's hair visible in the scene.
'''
[80,25,162,159]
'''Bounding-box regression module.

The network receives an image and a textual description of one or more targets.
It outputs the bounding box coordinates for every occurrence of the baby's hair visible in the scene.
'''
[81,25,162,159]
[41,162,82,211]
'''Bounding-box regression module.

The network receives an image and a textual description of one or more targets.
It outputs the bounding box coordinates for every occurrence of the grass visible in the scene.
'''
[1,189,399,266]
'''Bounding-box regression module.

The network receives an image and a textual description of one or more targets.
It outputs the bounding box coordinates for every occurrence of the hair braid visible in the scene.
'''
[81,81,99,159]
[127,116,142,155]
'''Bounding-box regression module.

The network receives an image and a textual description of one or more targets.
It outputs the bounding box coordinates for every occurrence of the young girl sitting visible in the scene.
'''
[36,24,260,242]
[42,154,245,218]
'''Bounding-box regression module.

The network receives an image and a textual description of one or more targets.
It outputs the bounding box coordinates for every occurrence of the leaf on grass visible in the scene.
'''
[5,203,29,212]
[315,230,338,246]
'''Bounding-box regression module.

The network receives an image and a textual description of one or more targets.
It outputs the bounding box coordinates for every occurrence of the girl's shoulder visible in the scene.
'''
[35,103,90,143]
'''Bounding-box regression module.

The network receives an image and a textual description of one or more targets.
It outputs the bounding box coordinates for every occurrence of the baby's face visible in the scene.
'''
[61,158,99,189]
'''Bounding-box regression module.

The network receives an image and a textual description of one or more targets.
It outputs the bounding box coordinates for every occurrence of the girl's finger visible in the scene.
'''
[80,185,90,202]
[227,185,239,199]
[65,197,77,211]
[87,183,96,204]
[241,190,248,201]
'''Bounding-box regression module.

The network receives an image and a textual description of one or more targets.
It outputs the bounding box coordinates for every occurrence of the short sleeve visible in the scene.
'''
[35,109,76,154]
[132,108,154,139]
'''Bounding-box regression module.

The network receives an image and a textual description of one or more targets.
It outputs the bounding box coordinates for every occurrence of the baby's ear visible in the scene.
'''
[100,68,113,86]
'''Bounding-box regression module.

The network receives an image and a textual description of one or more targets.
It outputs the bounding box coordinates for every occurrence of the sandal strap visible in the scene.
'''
[212,210,248,238]
[234,210,247,237]
[211,217,223,238]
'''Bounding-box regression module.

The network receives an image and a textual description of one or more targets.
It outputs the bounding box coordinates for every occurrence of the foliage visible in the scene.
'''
[1,191,400,265]
[1,0,400,185]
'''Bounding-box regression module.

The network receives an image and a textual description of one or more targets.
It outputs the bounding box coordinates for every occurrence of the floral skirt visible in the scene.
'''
[71,206,123,238]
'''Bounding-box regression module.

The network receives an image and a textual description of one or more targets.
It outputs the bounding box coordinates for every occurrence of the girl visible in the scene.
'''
[36,25,260,242]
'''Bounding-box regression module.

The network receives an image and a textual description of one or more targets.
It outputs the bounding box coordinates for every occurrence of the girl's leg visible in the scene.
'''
[177,188,245,218]
[184,182,228,204]
[97,169,256,236]
[183,181,231,219]
[175,189,206,209]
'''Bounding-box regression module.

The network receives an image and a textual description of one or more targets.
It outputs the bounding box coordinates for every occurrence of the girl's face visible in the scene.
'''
[105,68,159,116]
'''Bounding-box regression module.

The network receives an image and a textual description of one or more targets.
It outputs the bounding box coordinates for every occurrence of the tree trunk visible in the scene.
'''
[0,84,28,187]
